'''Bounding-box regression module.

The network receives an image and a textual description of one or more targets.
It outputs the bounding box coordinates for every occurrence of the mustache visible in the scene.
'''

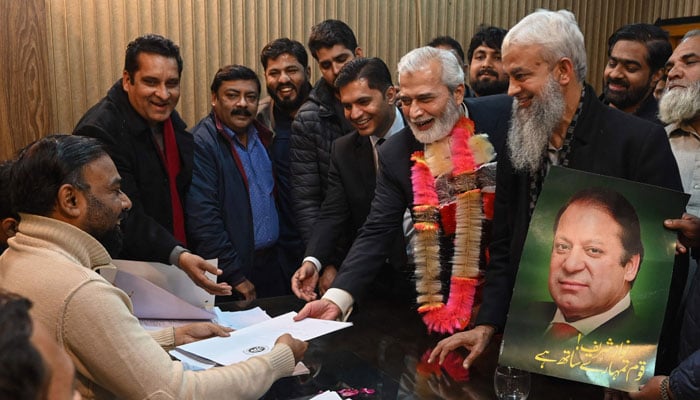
[606,77,629,88]
[231,108,253,117]
[477,68,498,77]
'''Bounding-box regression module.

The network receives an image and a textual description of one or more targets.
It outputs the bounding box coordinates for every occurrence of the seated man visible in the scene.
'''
[0,160,18,252]
[0,135,306,399]
[0,290,80,400]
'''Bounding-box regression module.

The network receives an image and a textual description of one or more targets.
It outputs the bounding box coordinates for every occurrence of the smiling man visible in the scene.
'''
[545,187,642,340]
[293,47,512,325]
[187,65,290,301]
[291,57,409,302]
[291,20,363,245]
[429,9,682,372]
[0,135,305,399]
[257,38,313,284]
[602,23,672,125]
[466,25,509,97]
[73,34,232,297]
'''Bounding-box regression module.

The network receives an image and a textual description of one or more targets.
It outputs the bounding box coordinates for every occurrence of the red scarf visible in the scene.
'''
[162,118,187,245]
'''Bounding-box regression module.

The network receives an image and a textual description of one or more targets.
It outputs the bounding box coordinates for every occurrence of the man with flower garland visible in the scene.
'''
[294,46,511,327]
[429,9,682,373]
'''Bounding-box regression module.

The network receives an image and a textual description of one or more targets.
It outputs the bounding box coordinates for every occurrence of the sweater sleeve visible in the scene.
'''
[62,280,295,400]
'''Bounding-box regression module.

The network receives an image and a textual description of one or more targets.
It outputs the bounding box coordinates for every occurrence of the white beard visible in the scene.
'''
[507,75,566,173]
[410,97,461,144]
[659,81,700,125]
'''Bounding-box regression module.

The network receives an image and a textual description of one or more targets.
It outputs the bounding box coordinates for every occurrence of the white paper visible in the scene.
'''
[214,306,271,329]
[310,391,343,400]
[175,312,352,366]
[111,259,216,320]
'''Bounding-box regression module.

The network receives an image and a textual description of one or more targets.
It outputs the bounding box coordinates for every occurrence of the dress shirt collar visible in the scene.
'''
[549,292,631,336]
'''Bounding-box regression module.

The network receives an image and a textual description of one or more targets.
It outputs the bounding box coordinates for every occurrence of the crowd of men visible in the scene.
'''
[1,8,699,400]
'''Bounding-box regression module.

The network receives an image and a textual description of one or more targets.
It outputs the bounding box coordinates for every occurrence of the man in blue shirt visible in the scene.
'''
[186,65,288,300]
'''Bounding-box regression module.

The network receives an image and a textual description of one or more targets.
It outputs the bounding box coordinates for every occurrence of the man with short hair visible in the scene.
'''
[602,23,672,124]
[187,65,290,300]
[291,19,363,244]
[0,134,305,399]
[540,188,643,341]
[73,34,232,296]
[429,9,682,370]
[0,161,18,252]
[294,46,511,324]
[466,25,509,97]
[257,38,313,280]
[0,290,80,400]
[291,57,409,300]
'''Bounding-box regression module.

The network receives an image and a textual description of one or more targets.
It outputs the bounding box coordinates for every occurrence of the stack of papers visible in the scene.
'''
[171,311,351,367]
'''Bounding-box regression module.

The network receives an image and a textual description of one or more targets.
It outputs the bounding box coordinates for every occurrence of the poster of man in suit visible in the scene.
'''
[500,166,688,392]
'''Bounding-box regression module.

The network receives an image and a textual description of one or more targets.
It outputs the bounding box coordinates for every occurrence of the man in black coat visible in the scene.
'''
[73,34,231,296]
[429,9,682,371]
[293,46,511,320]
[290,20,362,244]
[291,57,410,301]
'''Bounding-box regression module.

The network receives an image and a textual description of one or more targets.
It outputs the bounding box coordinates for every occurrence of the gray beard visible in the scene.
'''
[410,97,462,144]
[507,75,566,173]
[659,81,700,125]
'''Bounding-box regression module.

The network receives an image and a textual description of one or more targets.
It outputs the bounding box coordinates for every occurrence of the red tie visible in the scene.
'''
[162,118,187,246]
[548,322,580,340]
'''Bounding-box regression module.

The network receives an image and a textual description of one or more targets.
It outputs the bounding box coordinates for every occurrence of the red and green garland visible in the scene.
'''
[411,116,495,334]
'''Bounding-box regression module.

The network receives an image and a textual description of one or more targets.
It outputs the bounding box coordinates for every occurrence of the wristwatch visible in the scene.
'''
[660,376,671,400]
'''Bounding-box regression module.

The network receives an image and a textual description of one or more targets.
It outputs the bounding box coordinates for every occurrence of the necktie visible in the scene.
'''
[547,322,580,341]
[373,137,385,172]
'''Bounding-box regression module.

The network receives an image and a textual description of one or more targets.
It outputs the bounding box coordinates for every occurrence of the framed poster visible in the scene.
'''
[500,166,689,391]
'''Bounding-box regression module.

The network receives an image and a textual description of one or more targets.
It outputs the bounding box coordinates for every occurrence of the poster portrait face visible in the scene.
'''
[548,198,641,322]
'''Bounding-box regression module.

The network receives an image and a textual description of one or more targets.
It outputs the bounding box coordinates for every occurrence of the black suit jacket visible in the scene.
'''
[305,131,406,270]
[331,94,512,300]
[74,80,192,263]
[475,85,683,331]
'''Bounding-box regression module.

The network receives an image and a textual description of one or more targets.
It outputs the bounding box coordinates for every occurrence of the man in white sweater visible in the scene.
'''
[0,134,307,400]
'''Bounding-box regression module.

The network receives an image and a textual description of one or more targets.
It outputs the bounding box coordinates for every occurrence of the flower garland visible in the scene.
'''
[411,116,495,334]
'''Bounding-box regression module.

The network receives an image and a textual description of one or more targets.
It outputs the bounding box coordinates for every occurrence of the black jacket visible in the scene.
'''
[73,80,192,263]
[476,85,683,331]
[290,79,354,244]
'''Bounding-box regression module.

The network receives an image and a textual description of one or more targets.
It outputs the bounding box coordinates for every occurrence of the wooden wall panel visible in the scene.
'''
[0,0,52,160]
[1,0,698,157]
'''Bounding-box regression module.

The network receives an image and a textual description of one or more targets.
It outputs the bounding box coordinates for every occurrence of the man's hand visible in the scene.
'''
[275,333,308,364]
[293,299,341,321]
[428,325,495,369]
[178,252,233,296]
[234,279,256,301]
[319,265,337,296]
[291,261,319,301]
[665,213,700,254]
[174,322,233,345]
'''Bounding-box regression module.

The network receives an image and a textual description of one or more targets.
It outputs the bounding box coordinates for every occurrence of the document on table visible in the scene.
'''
[109,259,216,320]
[174,311,352,366]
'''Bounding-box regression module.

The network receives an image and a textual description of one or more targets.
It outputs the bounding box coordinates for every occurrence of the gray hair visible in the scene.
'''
[397,46,464,92]
[503,9,587,82]
[682,29,700,41]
